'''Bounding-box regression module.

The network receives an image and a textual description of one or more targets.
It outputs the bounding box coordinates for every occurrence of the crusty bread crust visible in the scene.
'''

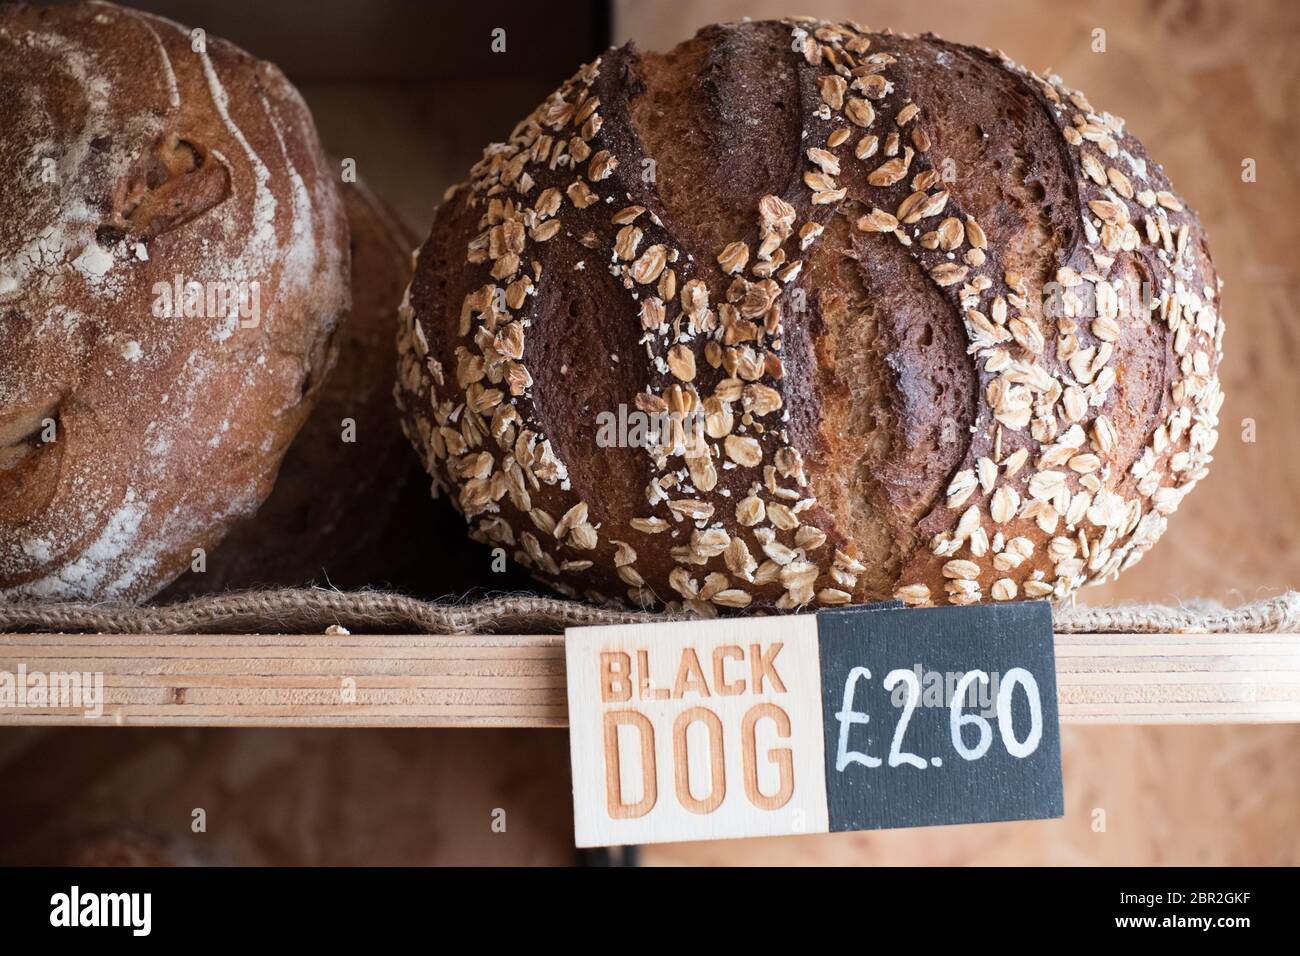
[0,1,350,602]
[398,18,1223,613]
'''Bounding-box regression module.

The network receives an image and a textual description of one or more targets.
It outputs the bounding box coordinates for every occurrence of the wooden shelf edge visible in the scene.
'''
[0,631,1296,728]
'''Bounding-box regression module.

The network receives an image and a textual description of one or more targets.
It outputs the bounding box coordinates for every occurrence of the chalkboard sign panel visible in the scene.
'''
[817,602,1063,831]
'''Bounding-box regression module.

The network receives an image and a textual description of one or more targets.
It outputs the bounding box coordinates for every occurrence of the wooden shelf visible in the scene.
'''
[1,631,1297,727]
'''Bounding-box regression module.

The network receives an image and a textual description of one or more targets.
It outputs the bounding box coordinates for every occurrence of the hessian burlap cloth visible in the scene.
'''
[0,589,1296,635]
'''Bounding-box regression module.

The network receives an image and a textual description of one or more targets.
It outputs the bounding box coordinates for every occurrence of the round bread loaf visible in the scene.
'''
[0,2,350,602]
[398,18,1224,613]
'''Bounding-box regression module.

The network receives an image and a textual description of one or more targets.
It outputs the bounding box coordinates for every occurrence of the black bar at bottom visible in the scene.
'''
[0,865,1281,941]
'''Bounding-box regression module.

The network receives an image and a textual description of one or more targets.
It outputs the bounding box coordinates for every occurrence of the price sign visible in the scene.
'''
[565,601,1062,847]
[817,602,1062,831]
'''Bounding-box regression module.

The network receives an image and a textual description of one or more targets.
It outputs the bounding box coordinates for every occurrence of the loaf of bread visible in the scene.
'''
[0,2,350,602]
[399,17,1224,614]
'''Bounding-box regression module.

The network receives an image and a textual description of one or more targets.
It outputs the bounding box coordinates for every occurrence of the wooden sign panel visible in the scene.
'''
[565,602,1062,848]
[565,615,830,846]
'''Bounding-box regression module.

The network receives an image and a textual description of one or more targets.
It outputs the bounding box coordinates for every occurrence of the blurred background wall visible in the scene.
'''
[1,0,1296,866]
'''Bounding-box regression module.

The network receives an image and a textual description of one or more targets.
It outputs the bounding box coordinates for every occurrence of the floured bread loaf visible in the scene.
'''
[0,1,350,602]
[399,18,1224,613]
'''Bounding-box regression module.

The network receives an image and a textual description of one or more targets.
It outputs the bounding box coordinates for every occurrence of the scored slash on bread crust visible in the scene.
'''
[397,18,1223,615]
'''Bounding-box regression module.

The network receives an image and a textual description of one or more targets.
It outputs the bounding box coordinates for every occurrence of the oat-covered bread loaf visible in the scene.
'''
[0,1,349,602]
[398,18,1223,613]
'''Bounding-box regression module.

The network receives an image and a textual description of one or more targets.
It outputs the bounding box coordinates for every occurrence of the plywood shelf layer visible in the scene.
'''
[0,632,1297,727]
